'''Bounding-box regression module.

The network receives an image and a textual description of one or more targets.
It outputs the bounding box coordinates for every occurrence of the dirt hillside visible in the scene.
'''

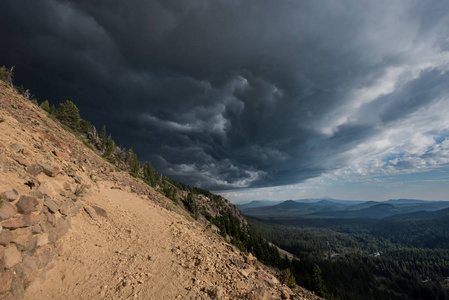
[0,82,321,299]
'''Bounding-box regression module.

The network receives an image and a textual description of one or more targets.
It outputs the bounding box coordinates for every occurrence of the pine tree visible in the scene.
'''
[40,100,50,113]
[100,125,107,150]
[103,135,115,164]
[128,148,139,176]
[143,162,156,187]
[55,100,81,130]
[312,264,327,297]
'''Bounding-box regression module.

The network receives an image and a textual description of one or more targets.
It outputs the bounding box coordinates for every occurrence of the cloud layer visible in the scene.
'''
[1,0,449,191]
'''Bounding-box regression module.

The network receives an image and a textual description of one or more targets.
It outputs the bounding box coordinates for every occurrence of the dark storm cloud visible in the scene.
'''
[1,0,449,190]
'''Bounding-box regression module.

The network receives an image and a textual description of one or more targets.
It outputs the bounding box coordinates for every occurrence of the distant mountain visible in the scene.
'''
[388,206,449,220]
[236,200,283,211]
[242,198,449,220]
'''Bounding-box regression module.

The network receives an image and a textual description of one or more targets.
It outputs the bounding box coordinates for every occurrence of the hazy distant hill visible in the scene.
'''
[242,198,449,219]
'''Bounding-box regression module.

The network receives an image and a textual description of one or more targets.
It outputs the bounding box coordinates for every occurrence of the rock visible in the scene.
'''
[12,155,29,167]
[43,197,59,213]
[207,286,225,299]
[22,255,38,277]
[93,205,107,218]
[0,229,13,245]
[281,288,291,299]
[26,164,43,177]
[36,245,52,267]
[30,190,44,199]
[9,143,21,153]
[16,195,39,214]
[84,206,98,221]
[0,244,4,259]
[59,201,72,216]
[0,270,13,293]
[53,150,69,160]
[31,224,41,234]
[246,253,257,266]
[4,244,22,269]
[21,148,32,157]
[2,189,18,202]
[55,217,69,239]
[0,202,17,221]
[63,182,72,191]
[38,163,59,177]
[11,227,33,248]
[1,213,40,229]
[37,232,49,247]
[0,224,2,233]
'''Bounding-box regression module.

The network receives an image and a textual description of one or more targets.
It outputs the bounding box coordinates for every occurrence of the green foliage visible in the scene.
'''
[31,99,38,106]
[16,84,25,95]
[50,105,56,115]
[143,162,156,187]
[280,268,297,289]
[100,125,107,150]
[128,148,139,176]
[186,193,198,219]
[0,65,5,81]
[56,100,81,130]
[40,100,50,113]
[103,135,115,164]
[312,264,327,297]
[78,119,93,135]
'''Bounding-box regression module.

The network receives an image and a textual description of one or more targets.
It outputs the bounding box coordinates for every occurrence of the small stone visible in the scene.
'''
[16,195,39,214]
[11,227,33,247]
[63,182,72,191]
[0,270,13,293]
[0,229,13,245]
[38,162,59,177]
[43,197,59,213]
[4,244,22,269]
[36,245,52,267]
[37,232,49,247]
[0,202,17,221]
[93,205,107,218]
[55,217,69,239]
[1,213,40,229]
[21,148,32,157]
[84,206,98,221]
[9,143,21,153]
[22,255,38,275]
[53,150,69,160]
[31,224,42,234]
[59,202,72,216]
[246,253,257,266]
[12,155,29,166]
[2,189,18,202]
[26,164,43,177]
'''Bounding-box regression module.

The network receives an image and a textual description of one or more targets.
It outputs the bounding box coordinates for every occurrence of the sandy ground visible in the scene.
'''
[25,180,210,299]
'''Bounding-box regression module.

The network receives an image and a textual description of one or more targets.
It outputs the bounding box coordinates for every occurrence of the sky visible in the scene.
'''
[1,0,449,203]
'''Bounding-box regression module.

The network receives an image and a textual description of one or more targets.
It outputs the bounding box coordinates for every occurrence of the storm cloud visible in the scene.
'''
[1,0,449,191]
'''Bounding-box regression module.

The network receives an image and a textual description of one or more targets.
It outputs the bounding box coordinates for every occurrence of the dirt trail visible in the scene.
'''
[25,180,199,299]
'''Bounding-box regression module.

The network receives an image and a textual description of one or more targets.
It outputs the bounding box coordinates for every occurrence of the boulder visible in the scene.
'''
[16,195,39,214]
[1,213,40,229]
[9,143,21,153]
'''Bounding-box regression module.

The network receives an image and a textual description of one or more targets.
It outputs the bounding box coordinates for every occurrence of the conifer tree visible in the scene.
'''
[55,100,81,130]
[128,148,139,176]
[100,125,107,150]
[40,100,50,113]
